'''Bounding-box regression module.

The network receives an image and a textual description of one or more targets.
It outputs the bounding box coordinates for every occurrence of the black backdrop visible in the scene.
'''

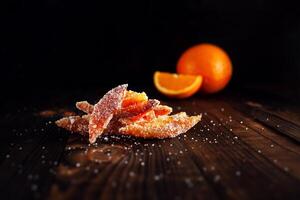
[1,0,300,92]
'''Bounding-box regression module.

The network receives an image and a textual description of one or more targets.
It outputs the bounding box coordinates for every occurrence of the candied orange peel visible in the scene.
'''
[119,112,201,139]
[55,84,201,143]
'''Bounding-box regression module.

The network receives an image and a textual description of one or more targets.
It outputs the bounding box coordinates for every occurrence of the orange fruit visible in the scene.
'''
[177,43,232,93]
[154,71,203,98]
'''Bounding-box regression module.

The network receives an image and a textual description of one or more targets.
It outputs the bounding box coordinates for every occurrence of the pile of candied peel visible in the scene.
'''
[56,84,201,143]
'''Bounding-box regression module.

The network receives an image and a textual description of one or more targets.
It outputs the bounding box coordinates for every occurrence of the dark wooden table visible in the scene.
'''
[1,86,300,200]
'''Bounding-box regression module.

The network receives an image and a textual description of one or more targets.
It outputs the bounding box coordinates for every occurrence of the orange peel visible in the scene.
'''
[55,84,201,143]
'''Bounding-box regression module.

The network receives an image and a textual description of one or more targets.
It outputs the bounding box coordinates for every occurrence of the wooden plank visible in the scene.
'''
[171,99,300,199]
[235,101,300,142]
[193,99,300,178]
[45,97,300,200]
[0,112,68,199]
[48,134,219,199]
[1,89,300,200]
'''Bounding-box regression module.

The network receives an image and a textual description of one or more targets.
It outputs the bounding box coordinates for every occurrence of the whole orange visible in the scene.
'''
[177,43,232,93]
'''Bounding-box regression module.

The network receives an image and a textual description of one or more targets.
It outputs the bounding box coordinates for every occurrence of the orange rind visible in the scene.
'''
[119,112,201,139]
[76,101,94,114]
[89,84,128,143]
[55,116,89,135]
[122,90,148,107]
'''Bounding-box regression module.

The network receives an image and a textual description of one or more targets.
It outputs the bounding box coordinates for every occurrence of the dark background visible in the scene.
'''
[1,0,300,93]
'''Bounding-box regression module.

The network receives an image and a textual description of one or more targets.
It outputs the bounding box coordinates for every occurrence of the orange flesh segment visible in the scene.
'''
[154,71,203,98]
[157,74,196,90]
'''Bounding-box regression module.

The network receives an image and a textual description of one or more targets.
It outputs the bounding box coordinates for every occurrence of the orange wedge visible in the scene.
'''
[154,71,203,98]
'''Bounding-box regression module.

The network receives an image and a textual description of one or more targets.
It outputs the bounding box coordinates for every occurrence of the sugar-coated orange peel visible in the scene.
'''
[119,112,201,139]
[56,115,89,135]
[55,84,201,143]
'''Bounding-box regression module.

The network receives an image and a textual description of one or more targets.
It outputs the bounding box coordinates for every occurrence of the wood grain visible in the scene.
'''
[0,89,300,200]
